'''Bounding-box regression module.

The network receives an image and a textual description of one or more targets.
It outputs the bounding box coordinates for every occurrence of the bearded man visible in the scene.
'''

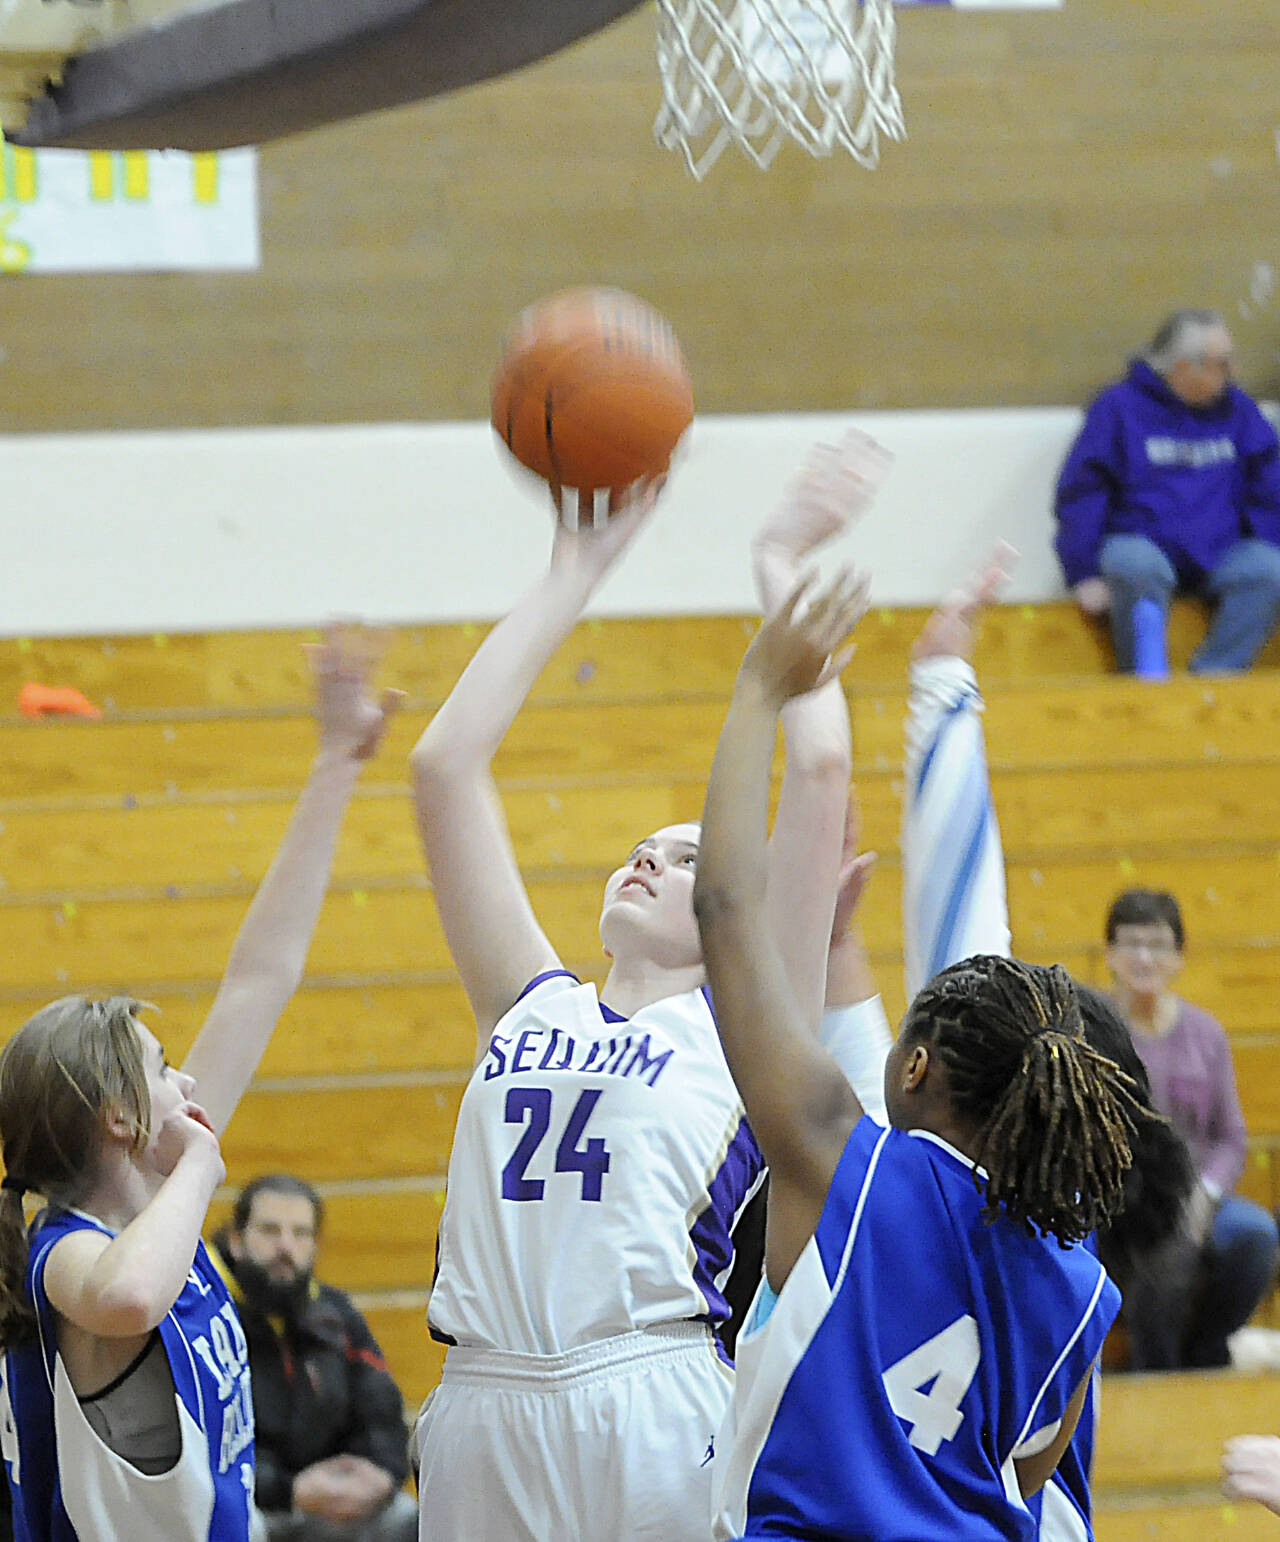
[215,1175,416,1542]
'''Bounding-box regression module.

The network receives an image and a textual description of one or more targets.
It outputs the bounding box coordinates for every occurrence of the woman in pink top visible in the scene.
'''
[1106,887,1279,1368]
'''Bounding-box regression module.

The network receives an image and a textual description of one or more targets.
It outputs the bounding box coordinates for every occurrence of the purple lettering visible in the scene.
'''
[482,1034,510,1081]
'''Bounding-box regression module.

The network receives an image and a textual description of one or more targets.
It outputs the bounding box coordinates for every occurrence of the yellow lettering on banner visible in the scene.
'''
[88,151,114,201]
[192,153,218,205]
[0,143,38,206]
[122,151,148,201]
[11,148,35,203]
[0,210,31,274]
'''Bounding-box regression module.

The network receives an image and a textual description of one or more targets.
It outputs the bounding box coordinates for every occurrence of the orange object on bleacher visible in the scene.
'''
[18,682,103,719]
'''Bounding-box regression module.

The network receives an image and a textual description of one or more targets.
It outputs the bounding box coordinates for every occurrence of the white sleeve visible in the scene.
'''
[902,656,1012,1002]
[820,997,891,1124]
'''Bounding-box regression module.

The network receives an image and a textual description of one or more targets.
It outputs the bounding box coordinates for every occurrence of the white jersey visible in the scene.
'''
[428,971,765,1355]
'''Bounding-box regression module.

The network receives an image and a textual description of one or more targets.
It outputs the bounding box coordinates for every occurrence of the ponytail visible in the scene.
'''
[1072,983,1196,1280]
[0,1182,34,1346]
[974,1024,1140,1245]
[907,957,1145,1246]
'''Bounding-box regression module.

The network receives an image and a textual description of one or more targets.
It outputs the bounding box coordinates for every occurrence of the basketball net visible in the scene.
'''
[653,0,904,179]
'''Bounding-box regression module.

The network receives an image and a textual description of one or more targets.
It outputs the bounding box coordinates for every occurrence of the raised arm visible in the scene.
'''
[820,793,891,1122]
[902,549,1014,999]
[410,496,654,1045]
[695,572,869,1286]
[752,431,890,1031]
[182,627,400,1134]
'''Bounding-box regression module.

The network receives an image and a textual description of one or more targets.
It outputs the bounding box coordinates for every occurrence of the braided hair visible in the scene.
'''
[1073,984,1195,1282]
[904,956,1145,1246]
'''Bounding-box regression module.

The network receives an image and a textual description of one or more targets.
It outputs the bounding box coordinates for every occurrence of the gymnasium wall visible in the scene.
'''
[3,407,1087,635]
[1,0,1277,437]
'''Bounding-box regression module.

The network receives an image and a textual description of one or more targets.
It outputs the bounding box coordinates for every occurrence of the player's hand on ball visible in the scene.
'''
[306,623,405,762]
[755,429,893,563]
[549,475,663,583]
[742,566,870,709]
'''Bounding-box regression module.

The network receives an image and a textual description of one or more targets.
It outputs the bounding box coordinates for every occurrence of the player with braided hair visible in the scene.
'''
[907,955,1144,1247]
[900,548,1195,1542]
[696,570,1127,1542]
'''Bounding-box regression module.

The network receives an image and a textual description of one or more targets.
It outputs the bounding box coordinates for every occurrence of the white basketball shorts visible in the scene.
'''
[416,1321,733,1542]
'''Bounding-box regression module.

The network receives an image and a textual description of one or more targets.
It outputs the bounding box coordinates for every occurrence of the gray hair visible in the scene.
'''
[1145,309,1229,372]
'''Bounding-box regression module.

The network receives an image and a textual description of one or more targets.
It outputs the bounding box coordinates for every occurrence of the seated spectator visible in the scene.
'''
[1104,888,1279,1368]
[213,1175,416,1542]
[1055,308,1280,675]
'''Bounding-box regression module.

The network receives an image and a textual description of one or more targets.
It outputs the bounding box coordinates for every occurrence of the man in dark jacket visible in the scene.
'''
[215,1176,416,1542]
[1055,308,1280,674]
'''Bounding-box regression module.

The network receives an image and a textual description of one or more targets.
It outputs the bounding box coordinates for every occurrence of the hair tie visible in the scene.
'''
[1,1175,27,1196]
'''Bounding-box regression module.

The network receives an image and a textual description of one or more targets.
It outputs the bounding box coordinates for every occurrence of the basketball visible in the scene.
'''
[490,287,694,504]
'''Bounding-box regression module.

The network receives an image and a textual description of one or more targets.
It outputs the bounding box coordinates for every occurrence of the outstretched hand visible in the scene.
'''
[306,623,405,762]
[754,429,893,564]
[742,567,871,709]
[911,541,1017,665]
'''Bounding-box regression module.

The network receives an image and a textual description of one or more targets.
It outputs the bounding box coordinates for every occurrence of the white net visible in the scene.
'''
[653,0,904,179]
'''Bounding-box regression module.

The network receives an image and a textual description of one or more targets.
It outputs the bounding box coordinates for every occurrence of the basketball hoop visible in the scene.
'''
[0,0,117,132]
[653,0,904,179]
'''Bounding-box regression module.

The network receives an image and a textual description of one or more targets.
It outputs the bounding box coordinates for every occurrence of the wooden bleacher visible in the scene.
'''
[2,597,1279,1535]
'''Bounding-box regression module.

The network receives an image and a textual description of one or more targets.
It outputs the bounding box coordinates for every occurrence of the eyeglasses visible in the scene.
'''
[1110,937,1180,958]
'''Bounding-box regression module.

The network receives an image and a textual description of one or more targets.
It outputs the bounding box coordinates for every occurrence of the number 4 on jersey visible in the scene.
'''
[881,1314,980,1456]
[554,1088,610,1200]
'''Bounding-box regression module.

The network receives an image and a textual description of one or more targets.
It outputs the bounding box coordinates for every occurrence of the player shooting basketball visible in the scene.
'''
[408,435,885,1542]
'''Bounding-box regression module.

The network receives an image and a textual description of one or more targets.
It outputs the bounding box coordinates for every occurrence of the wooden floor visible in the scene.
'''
[3,597,1278,1526]
[1094,1372,1280,1541]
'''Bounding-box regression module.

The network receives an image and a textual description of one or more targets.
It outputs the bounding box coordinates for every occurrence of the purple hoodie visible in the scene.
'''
[1054,359,1280,586]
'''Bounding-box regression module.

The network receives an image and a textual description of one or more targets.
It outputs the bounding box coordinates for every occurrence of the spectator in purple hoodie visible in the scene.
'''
[1105,888,1279,1368]
[1055,309,1280,674]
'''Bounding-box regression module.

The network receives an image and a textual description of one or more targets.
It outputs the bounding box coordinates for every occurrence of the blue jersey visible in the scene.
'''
[904,656,1113,1538]
[1023,1236,1100,1542]
[1026,1377,1096,1540]
[713,1119,1120,1542]
[1,1210,254,1542]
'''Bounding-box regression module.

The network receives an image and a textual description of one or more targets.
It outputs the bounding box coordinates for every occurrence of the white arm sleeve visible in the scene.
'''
[819,997,892,1123]
[902,656,1012,1001]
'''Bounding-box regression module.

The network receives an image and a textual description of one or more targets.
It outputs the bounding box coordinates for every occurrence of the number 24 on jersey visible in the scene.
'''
[501,1086,612,1202]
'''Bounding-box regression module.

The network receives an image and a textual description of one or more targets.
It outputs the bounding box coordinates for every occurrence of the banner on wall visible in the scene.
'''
[0,143,258,274]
